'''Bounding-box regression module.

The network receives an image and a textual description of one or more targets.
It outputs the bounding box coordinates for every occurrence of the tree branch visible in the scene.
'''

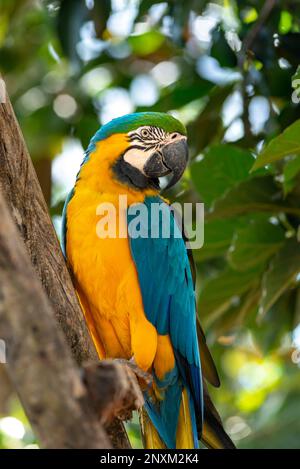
[0,191,110,448]
[0,89,95,365]
[0,82,131,448]
[241,0,278,56]
[83,361,144,424]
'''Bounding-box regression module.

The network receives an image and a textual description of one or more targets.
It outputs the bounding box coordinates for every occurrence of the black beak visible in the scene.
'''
[143,139,188,190]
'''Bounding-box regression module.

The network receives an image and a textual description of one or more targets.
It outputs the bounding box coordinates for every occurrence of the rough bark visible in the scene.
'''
[0,192,110,448]
[83,361,144,424]
[0,93,95,364]
[33,156,52,206]
[0,85,130,448]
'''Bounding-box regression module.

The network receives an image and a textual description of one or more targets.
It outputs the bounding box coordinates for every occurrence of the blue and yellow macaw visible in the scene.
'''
[62,112,235,449]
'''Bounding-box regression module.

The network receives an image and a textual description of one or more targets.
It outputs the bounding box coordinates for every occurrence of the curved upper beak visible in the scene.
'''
[143,138,188,190]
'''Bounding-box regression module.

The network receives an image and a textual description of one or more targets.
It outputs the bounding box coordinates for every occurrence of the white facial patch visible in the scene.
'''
[123,146,155,174]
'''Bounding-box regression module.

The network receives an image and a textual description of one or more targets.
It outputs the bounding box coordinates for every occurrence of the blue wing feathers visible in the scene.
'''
[128,196,203,448]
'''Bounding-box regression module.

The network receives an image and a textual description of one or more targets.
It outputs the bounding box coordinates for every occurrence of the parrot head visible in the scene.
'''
[83,112,188,191]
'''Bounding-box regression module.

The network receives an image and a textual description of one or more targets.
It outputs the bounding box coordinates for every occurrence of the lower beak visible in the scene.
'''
[143,139,188,189]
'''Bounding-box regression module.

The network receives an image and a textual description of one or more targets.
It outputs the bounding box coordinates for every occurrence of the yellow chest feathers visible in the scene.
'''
[65,133,156,317]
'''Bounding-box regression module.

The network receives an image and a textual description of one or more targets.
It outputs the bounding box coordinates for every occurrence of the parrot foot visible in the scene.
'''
[113,358,153,388]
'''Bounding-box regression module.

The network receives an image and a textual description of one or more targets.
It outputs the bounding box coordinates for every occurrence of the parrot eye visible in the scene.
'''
[141,128,150,138]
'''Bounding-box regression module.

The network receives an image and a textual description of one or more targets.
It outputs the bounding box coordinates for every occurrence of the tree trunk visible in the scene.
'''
[0,191,110,448]
[33,156,52,206]
[0,82,130,448]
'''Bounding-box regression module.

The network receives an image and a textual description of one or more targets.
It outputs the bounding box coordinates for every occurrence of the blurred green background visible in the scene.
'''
[1,0,300,449]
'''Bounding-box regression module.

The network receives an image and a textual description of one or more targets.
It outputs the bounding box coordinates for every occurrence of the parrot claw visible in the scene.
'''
[113,358,152,387]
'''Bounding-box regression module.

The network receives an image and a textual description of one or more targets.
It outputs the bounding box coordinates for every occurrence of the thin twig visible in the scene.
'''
[241,0,278,57]
[238,0,278,144]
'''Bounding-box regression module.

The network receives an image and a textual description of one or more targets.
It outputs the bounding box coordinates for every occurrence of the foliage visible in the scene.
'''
[1,0,300,449]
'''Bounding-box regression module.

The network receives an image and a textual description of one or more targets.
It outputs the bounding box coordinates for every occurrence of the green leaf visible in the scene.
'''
[57,0,88,63]
[228,219,285,271]
[213,288,260,336]
[291,65,300,105]
[283,155,300,195]
[211,29,237,68]
[57,0,111,62]
[50,200,65,217]
[208,176,300,220]
[198,267,262,324]
[292,64,300,84]
[193,218,241,262]
[242,7,258,24]
[279,11,293,35]
[258,238,300,317]
[239,391,300,449]
[146,80,213,112]
[193,216,258,263]
[253,292,294,354]
[252,120,300,170]
[191,144,254,206]
[128,30,165,56]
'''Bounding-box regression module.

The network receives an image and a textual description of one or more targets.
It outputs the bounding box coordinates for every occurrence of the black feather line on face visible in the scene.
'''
[125,144,148,152]
[129,126,167,148]
[126,141,163,153]
[112,153,160,190]
[128,133,145,143]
